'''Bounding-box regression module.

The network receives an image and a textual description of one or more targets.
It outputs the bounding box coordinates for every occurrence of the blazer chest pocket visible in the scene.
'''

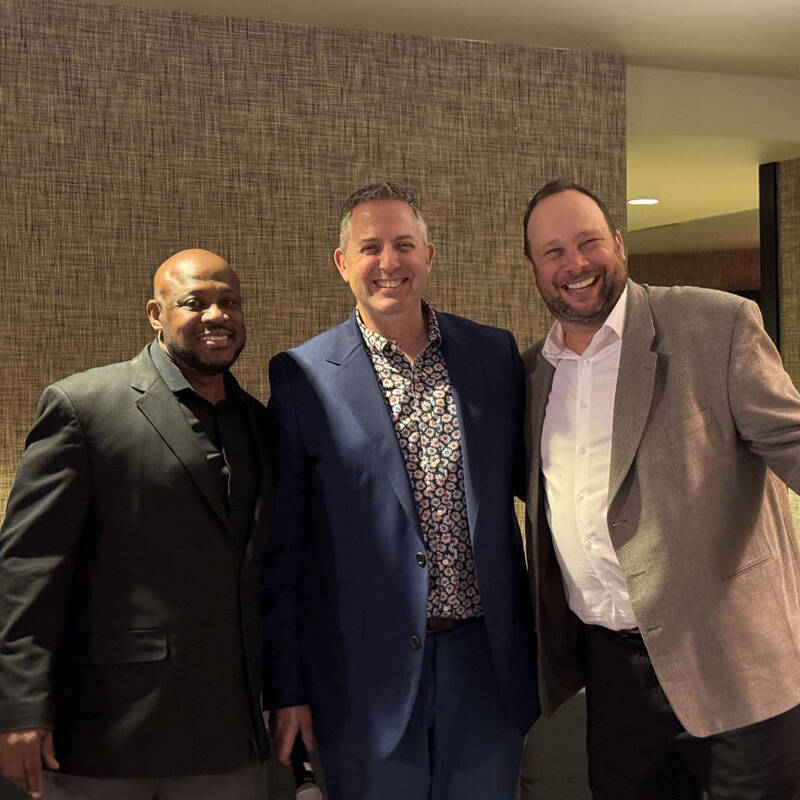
[86,629,168,664]
[664,407,717,446]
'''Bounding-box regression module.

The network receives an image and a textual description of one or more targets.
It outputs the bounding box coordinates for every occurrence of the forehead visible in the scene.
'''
[527,190,609,244]
[349,200,421,239]
[165,263,240,296]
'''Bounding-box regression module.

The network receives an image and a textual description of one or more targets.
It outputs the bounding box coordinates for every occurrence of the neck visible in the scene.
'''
[562,322,601,356]
[180,365,228,405]
[360,305,429,362]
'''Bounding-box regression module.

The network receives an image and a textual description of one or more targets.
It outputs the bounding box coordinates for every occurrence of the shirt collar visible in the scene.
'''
[542,284,628,366]
[355,300,442,356]
[148,338,243,405]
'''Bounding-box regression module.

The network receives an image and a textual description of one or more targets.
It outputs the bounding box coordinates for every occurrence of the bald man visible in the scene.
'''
[0,250,273,799]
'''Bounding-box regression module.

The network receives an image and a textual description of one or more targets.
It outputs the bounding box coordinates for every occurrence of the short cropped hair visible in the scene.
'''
[338,182,429,251]
[523,179,618,260]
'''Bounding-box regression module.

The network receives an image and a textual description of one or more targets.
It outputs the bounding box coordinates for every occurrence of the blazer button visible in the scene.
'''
[409,634,422,649]
[415,552,427,567]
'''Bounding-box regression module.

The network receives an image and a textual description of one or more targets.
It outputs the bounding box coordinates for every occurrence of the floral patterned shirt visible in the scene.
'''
[356,304,483,620]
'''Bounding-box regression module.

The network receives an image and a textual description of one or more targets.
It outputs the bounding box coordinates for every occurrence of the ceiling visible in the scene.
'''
[86,0,800,254]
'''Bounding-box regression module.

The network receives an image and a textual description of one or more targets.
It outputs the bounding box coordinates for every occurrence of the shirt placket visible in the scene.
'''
[575,356,595,562]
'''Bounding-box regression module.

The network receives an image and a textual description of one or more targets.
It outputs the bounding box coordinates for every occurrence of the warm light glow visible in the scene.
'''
[628,198,659,205]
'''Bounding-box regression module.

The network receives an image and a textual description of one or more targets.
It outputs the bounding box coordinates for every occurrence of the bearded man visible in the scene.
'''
[522,179,800,799]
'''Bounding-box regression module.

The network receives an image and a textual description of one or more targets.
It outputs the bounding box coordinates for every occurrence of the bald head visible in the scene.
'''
[147,249,246,386]
[153,249,240,303]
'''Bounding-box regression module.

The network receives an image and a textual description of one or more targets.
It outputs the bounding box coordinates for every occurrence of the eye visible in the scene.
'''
[544,248,563,258]
[179,297,203,311]
[221,297,241,308]
[580,238,601,249]
[397,242,415,251]
[361,244,380,255]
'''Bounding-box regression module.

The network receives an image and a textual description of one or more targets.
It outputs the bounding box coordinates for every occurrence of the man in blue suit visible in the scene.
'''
[263,183,539,800]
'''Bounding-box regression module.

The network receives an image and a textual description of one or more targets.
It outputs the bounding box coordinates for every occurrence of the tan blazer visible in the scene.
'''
[524,280,800,737]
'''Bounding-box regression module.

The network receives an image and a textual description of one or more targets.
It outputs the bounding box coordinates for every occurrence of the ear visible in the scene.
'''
[524,256,536,282]
[146,299,163,333]
[333,248,349,283]
[424,241,434,275]
[614,230,626,260]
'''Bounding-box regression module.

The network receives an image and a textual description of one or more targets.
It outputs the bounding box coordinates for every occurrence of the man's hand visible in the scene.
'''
[0,728,59,798]
[269,705,314,766]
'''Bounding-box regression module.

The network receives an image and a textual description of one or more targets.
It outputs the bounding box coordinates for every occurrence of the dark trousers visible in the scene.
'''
[582,625,800,800]
[320,618,524,800]
[41,761,268,800]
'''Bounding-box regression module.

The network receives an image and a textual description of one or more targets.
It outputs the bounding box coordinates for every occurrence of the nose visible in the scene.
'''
[379,245,401,272]
[565,246,590,270]
[202,303,228,321]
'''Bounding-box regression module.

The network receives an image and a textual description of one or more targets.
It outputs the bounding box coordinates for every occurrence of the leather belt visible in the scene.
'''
[601,626,643,641]
[426,616,476,633]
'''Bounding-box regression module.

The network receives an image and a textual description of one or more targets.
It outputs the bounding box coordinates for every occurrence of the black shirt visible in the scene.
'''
[149,340,259,546]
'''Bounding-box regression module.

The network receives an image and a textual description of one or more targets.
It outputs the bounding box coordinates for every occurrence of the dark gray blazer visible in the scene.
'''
[0,344,272,777]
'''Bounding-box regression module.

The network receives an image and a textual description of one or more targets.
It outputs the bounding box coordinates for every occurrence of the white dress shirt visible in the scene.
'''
[540,287,638,630]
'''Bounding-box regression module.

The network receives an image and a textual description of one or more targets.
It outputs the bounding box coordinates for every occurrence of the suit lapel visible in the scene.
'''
[525,347,555,522]
[438,316,483,535]
[131,348,230,531]
[328,317,421,536]
[608,281,658,505]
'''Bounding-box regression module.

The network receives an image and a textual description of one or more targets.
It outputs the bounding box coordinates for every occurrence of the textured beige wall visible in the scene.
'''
[0,0,625,511]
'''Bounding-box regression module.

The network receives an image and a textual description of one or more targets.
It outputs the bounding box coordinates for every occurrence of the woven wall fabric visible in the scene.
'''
[0,0,625,511]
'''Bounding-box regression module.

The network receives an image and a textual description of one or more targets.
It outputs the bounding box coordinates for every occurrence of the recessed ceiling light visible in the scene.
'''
[628,198,659,205]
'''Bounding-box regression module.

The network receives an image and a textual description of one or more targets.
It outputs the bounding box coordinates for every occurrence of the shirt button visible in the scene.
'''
[409,634,422,649]
[578,446,587,456]
[416,552,427,567]
[577,492,584,502]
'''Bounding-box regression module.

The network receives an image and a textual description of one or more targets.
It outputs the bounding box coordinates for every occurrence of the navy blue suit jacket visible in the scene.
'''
[262,311,539,758]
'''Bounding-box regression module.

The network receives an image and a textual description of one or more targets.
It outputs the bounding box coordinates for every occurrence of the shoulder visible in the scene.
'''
[522,339,546,375]
[269,318,359,381]
[636,282,749,323]
[436,311,516,350]
[47,353,142,405]
[282,318,354,359]
[236,383,267,411]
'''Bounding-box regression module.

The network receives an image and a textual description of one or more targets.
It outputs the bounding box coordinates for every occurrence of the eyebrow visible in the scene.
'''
[356,234,416,246]
[539,228,606,249]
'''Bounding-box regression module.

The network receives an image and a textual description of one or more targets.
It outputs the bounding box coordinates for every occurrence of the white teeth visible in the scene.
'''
[566,276,596,290]
[376,279,403,288]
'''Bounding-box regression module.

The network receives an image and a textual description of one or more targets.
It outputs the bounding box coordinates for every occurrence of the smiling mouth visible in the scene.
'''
[563,274,599,291]
[374,278,406,289]
[200,330,235,347]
